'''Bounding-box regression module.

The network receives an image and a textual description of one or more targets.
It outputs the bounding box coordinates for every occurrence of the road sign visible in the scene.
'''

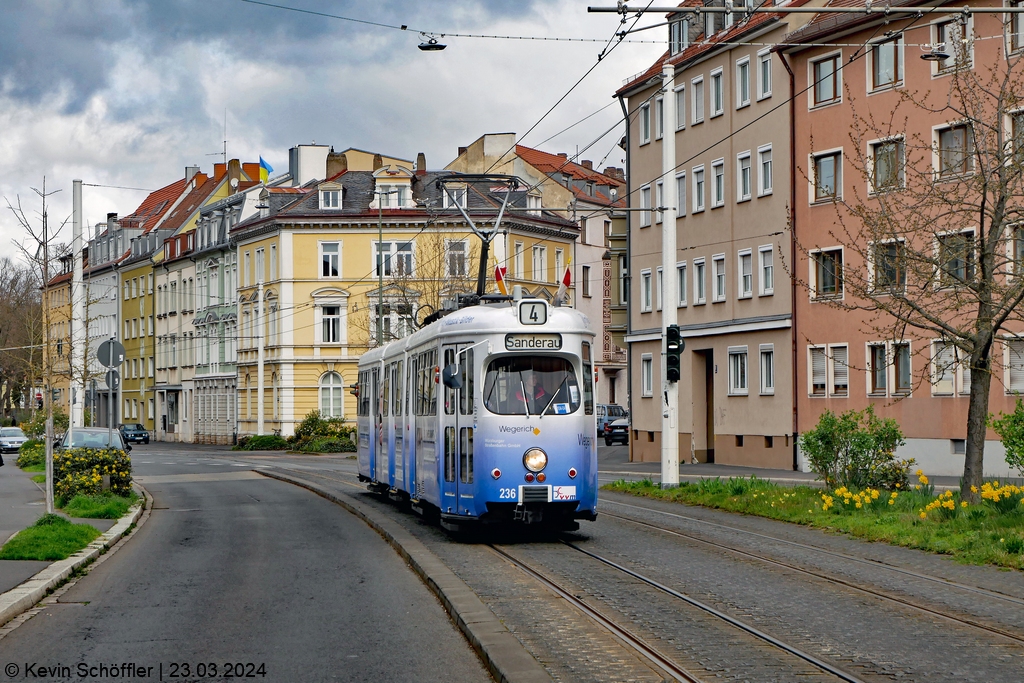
[105,369,121,391]
[97,339,125,368]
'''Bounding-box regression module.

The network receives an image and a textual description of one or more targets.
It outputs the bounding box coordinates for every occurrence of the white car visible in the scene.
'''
[0,427,28,454]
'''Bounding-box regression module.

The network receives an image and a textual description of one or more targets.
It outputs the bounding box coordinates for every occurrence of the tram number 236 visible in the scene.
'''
[498,488,518,500]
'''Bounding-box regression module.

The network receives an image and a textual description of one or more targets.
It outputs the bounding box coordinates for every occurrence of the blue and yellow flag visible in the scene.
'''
[259,156,274,184]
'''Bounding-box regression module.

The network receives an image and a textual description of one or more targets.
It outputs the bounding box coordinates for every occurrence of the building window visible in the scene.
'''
[757,245,773,296]
[1012,112,1024,164]
[375,241,414,277]
[1011,1,1024,53]
[810,346,827,396]
[711,69,724,116]
[320,242,339,278]
[322,305,341,343]
[871,37,902,89]
[640,185,652,226]
[641,354,653,397]
[894,343,912,394]
[526,193,541,215]
[812,248,843,298]
[712,160,725,207]
[757,50,772,99]
[832,345,849,396]
[582,265,591,297]
[933,341,957,395]
[514,242,524,278]
[320,372,344,418]
[760,344,775,394]
[938,124,974,177]
[640,269,652,312]
[655,181,664,223]
[674,86,686,130]
[758,145,773,195]
[270,244,277,280]
[713,255,726,302]
[869,343,888,394]
[695,258,706,304]
[677,262,687,306]
[736,58,750,107]
[640,103,651,144]
[656,267,663,311]
[693,167,705,212]
[669,19,688,54]
[872,139,904,192]
[729,347,748,395]
[812,54,841,106]
[255,248,265,284]
[446,240,468,278]
[320,189,341,209]
[813,151,841,201]
[935,18,972,72]
[443,186,467,209]
[655,96,664,139]
[532,245,547,282]
[555,249,564,286]
[737,153,751,201]
[738,250,752,298]
[676,173,687,217]
[692,77,704,124]
[873,240,906,291]
[1007,339,1024,393]
[618,255,628,305]
[938,230,975,287]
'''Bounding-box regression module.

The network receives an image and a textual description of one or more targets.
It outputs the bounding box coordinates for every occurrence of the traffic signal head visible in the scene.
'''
[666,324,683,382]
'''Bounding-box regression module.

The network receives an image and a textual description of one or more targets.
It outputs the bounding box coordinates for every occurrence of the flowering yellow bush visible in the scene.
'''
[978,481,1024,513]
[53,447,132,502]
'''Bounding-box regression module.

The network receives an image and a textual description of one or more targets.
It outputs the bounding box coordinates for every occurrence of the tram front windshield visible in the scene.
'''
[483,356,581,416]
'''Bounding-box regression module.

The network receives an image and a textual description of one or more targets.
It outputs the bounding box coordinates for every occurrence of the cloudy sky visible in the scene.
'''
[0,0,664,260]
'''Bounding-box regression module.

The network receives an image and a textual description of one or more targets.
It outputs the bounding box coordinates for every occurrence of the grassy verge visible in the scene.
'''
[20,462,44,472]
[604,477,1024,570]
[0,514,101,561]
[31,474,45,484]
[61,492,138,519]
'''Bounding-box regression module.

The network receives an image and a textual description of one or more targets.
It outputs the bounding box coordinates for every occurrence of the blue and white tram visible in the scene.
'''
[356,298,598,529]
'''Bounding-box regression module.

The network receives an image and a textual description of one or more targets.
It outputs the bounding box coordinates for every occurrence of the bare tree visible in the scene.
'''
[798,30,1024,501]
[0,257,41,423]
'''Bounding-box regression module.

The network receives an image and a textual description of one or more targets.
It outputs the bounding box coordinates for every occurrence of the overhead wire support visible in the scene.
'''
[591,4,1024,15]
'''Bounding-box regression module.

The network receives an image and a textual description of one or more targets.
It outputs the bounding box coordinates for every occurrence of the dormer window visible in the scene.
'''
[669,19,689,54]
[443,185,467,209]
[375,183,411,208]
[527,194,542,216]
[320,188,341,210]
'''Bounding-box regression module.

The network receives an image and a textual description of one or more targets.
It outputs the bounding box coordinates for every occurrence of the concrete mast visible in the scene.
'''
[71,179,85,431]
[660,62,679,488]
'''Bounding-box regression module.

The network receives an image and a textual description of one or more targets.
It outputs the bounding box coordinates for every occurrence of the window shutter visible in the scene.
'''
[811,348,826,394]
[960,352,971,395]
[832,346,848,393]
[933,342,954,394]
[1010,340,1024,391]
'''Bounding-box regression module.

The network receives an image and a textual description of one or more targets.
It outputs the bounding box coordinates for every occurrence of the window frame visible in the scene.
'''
[810,246,844,300]
[830,344,850,396]
[728,346,749,396]
[640,184,652,227]
[758,245,775,296]
[676,172,687,217]
[809,345,827,396]
[711,159,725,208]
[320,241,341,279]
[641,353,653,397]
[869,238,907,293]
[869,136,905,193]
[811,52,842,108]
[738,249,753,298]
[868,35,903,91]
[692,165,706,213]
[640,102,652,144]
[1010,1,1024,54]
[655,96,664,140]
[677,261,687,307]
[320,188,342,210]
[935,228,976,289]
[640,268,653,313]
[674,85,686,131]
[1005,337,1024,394]
[867,342,889,395]
[757,49,772,100]
[757,144,773,196]
[934,123,975,178]
[710,68,724,117]
[445,238,469,278]
[712,254,726,302]
[932,17,974,75]
[811,149,843,202]
[736,56,751,108]
[759,343,775,395]
[694,257,707,305]
[737,151,752,202]
[691,76,705,125]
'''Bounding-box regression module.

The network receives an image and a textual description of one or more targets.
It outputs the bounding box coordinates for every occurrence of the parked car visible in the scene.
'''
[604,417,629,446]
[0,427,27,454]
[596,404,628,436]
[119,423,150,444]
[59,427,131,452]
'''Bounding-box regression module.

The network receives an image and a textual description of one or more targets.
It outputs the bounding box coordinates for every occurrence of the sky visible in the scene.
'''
[0,0,665,261]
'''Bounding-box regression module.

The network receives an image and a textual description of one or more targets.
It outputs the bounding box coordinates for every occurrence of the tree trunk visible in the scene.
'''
[963,337,993,503]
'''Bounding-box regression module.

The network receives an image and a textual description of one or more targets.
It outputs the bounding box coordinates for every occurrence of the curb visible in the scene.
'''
[0,489,147,629]
[258,469,553,683]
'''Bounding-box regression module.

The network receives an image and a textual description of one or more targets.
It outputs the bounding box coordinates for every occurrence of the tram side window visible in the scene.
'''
[406,359,414,416]
[582,342,594,415]
[460,349,474,416]
[357,371,370,416]
[371,368,380,417]
[444,348,456,415]
[483,356,581,416]
[444,426,456,482]
[460,427,474,484]
[393,360,403,416]
[427,349,438,415]
[382,365,391,417]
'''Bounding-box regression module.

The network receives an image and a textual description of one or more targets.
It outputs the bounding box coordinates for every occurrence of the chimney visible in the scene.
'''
[372,153,383,171]
[213,162,226,179]
[227,159,242,193]
[185,166,200,181]
[458,146,467,156]
[243,162,260,181]
[416,152,427,176]
[557,152,568,159]
[581,160,593,170]
[326,150,348,177]
[106,213,118,232]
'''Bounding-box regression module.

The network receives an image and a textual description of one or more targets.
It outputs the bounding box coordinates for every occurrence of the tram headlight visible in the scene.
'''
[523,447,548,473]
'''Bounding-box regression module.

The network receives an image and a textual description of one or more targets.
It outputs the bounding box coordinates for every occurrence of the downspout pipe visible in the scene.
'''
[618,93,634,461]
[780,51,799,471]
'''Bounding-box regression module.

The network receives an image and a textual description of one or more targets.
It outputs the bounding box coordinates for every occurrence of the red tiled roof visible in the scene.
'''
[158,175,224,233]
[515,145,625,186]
[268,187,308,194]
[785,0,924,45]
[119,177,190,233]
[569,185,626,208]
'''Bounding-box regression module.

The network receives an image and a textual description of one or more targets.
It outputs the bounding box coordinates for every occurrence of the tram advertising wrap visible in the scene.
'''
[356,299,598,530]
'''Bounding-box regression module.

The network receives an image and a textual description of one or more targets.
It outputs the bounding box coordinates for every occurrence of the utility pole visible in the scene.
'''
[660,63,680,488]
[257,280,264,435]
[71,179,85,435]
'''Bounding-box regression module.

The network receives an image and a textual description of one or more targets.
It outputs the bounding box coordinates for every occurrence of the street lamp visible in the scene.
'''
[373,189,399,347]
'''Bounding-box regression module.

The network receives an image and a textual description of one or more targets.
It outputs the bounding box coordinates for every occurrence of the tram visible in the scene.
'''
[356,297,598,530]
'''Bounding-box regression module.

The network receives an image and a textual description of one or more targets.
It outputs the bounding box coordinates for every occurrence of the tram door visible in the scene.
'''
[440,344,474,515]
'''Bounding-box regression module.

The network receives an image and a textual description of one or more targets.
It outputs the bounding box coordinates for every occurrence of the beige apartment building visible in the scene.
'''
[619,2,816,466]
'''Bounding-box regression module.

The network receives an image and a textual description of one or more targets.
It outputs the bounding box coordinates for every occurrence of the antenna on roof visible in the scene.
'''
[205,109,228,164]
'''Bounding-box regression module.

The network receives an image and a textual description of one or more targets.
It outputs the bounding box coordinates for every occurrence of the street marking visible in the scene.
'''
[135,471,264,483]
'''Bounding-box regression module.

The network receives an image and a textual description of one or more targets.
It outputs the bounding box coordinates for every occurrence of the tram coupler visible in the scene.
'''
[513,503,542,524]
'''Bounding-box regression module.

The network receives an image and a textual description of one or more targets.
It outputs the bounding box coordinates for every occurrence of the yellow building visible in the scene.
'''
[231,148,581,436]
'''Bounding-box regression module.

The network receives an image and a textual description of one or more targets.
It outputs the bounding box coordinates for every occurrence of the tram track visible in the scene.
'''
[600,501,1024,646]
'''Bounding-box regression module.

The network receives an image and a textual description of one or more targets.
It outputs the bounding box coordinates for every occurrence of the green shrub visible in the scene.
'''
[991,399,1024,476]
[20,407,69,438]
[234,434,289,451]
[17,440,45,468]
[800,406,912,490]
[289,410,354,449]
[53,447,133,502]
[300,436,356,453]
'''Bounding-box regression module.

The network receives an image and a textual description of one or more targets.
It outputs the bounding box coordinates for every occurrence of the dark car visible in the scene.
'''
[119,423,149,444]
[60,427,131,452]
[604,417,629,446]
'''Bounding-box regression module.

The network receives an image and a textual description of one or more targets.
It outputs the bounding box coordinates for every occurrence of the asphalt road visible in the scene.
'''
[0,443,491,683]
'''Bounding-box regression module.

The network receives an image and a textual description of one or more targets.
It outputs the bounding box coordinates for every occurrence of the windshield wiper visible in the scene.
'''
[519,375,531,416]
[537,372,569,419]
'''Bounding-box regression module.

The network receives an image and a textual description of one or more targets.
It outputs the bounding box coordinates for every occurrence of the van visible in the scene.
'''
[596,404,627,437]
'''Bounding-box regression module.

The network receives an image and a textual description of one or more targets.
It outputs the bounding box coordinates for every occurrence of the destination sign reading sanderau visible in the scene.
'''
[504,333,562,351]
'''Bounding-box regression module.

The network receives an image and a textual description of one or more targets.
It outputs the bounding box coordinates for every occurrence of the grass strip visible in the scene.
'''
[61,492,138,519]
[31,474,45,484]
[0,514,101,561]
[20,462,44,473]
[604,477,1024,570]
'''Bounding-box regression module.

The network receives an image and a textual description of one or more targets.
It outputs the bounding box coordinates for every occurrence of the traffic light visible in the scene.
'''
[666,325,683,383]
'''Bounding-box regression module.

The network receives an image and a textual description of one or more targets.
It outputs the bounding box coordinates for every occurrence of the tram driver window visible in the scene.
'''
[483,356,581,416]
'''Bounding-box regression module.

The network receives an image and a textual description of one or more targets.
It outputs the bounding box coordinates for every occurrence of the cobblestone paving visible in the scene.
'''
[600,492,1024,633]
[288,469,1024,682]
